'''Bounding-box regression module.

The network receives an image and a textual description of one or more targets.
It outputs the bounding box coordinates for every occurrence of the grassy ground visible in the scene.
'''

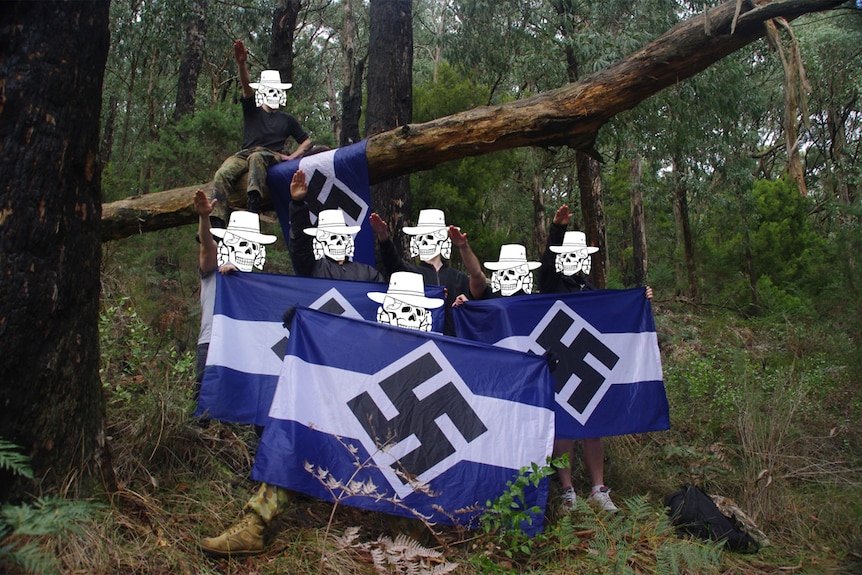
[5,232,860,574]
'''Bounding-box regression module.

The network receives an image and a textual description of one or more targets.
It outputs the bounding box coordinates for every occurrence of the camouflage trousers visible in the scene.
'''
[243,482,293,525]
[211,147,281,222]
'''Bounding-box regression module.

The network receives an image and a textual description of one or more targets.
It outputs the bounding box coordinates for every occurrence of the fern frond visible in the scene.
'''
[0,541,62,575]
[0,439,33,479]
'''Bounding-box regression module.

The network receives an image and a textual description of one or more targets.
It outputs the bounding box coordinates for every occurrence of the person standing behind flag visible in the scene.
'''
[209,39,312,226]
[370,209,487,336]
[481,243,542,298]
[538,204,653,513]
[192,189,239,419]
[199,271,444,557]
[287,169,385,282]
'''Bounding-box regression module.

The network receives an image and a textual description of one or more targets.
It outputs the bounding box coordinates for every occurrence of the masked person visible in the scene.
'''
[287,169,385,282]
[483,243,541,298]
[193,191,275,419]
[370,209,486,336]
[539,204,652,513]
[210,39,311,225]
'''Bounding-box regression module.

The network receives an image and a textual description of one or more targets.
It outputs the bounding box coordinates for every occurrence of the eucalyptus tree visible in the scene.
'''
[798,13,862,205]
[365,0,414,257]
[174,0,208,120]
[1,0,112,500]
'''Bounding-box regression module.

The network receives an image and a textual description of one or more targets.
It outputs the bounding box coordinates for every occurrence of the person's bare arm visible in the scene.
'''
[234,40,253,99]
[195,189,218,274]
[449,225,487,299]
[369,213,390,242]
[283,138,312,160]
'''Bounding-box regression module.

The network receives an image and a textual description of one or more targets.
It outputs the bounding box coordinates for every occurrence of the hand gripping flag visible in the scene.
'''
[252,308,556,534]
[268,140,376,267]
[453,288,668,439]
[197,272,444,426]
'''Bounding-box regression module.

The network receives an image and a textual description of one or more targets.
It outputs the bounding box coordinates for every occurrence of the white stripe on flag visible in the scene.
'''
[269,355,554,498]
[493,330,662,385]
[209,314,287,376]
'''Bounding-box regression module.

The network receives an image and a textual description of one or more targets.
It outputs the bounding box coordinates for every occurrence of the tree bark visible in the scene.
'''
[174,0,207,121]
[0,0,113,500]
[630,154,648,286]
[577,151,608,289]
[269,0,302,83]
[366,0,413,256]
[99,0,847,242]
[340,0,364,147]
[671,159,698,300]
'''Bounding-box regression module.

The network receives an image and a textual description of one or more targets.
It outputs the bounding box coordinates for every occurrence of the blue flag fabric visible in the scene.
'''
[197,272,444,426]
[453,288,668,439]
[267,141,376,267]
[252,307,556,534]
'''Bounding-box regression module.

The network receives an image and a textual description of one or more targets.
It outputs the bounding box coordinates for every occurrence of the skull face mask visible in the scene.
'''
[218,231,267,272]
[409,229,451,262]
[313,231,354,261]
[376,295,432,332]
[491,265,533,296]
[368,271,444,333]
[555,249,591,276]
[255,85,287,109]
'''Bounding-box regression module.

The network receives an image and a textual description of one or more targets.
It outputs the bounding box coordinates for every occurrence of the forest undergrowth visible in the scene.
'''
[4,229,861,575]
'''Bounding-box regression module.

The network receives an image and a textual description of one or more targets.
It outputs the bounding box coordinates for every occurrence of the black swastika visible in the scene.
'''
[306,169,364,222]
[347,352,487,481]
[535,311,619,414]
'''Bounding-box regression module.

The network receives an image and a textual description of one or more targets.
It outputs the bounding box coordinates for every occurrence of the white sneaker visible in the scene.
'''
[589,486,618,512]
[559,487,577,512]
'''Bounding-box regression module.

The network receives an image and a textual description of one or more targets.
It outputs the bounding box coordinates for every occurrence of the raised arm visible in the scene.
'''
[287,170,315,277]
[449,225,487,299]
[234,40,253,99]
[195,189,218,275]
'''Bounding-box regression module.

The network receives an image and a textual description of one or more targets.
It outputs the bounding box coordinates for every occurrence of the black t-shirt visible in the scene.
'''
[240,96,309,152]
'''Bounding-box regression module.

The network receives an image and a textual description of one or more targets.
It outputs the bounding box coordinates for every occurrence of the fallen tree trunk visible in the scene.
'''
[101,0,847,242]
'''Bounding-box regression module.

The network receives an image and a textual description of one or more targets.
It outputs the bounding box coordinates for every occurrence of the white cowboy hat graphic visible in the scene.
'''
[367,272,444,309]
[249,70,293,90]
[549,231,599,254]
[210,211,276,244]
[303,209,361,236]
[483,244,541,271]
[402,209,448,235]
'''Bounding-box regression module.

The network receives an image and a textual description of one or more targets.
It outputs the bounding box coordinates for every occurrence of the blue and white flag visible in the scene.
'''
[252,308,556,533]
[453,288,668,439]
[268,140,376,267]
[197,272,444,426]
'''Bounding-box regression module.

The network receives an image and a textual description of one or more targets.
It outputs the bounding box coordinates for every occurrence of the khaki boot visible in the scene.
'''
[200,512,265,557]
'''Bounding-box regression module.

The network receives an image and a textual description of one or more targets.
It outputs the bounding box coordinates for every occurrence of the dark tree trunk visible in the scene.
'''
[577,151,608,289]
[339,0,364,147]
[341,56,365,147]
[530,161,547,258]
[554,0,608,288]
[101,95,118,169]
[630,154,648,286]
[671,159,698,300]
[366,0,413,255]
[269,0,302,83]
[0,0,114,500]
[174,0,207,121]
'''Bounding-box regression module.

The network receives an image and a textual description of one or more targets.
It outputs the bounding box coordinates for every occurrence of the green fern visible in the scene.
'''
[559,495,723,575]
[0,439,34,479]
[0,439,101,575]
